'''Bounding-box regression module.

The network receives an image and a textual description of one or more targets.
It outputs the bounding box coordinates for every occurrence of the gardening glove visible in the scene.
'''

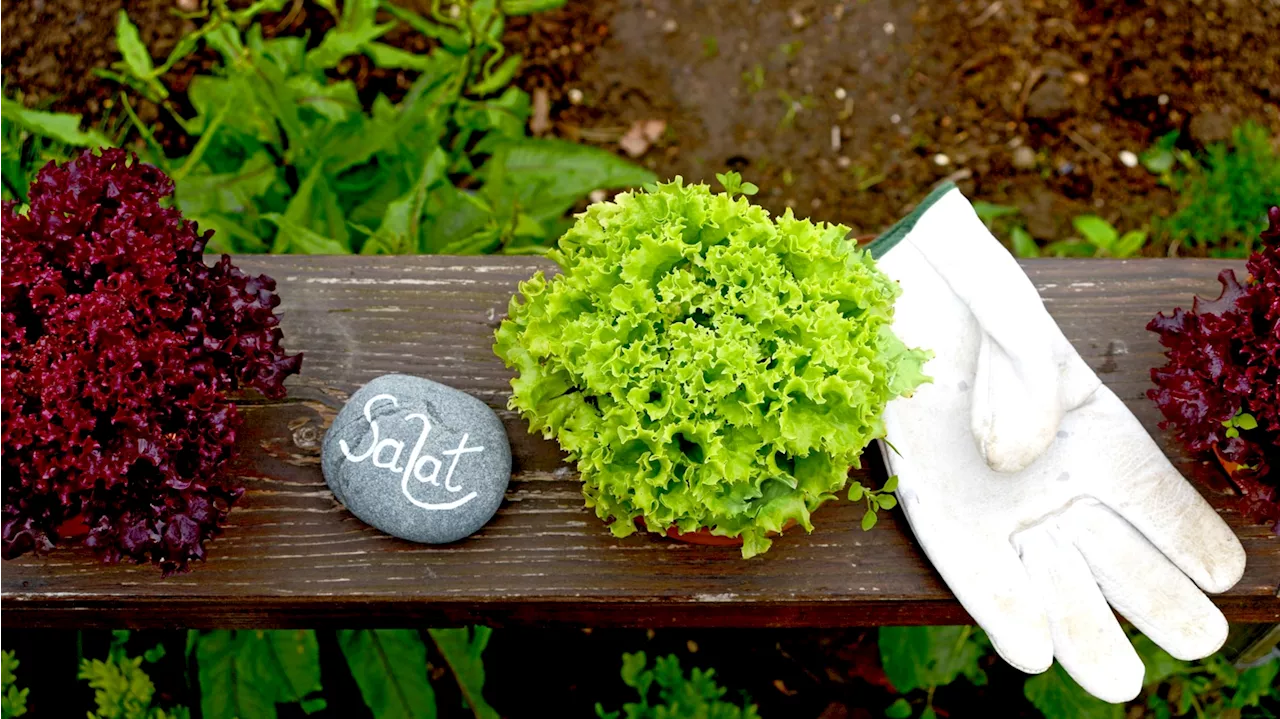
[867,185,1248,703]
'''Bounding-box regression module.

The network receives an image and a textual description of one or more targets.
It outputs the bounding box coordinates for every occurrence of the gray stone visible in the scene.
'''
[322,374,511,544]
[1011,145,1037,170]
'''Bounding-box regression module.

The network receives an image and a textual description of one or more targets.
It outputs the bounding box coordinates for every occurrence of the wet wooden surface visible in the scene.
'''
[3,257,1278,628]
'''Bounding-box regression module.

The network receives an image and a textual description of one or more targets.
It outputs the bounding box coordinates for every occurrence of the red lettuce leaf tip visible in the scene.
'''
[1147,206,1280,531]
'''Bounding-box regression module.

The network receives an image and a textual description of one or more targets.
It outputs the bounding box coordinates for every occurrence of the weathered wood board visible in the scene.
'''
[3,257,1277,628]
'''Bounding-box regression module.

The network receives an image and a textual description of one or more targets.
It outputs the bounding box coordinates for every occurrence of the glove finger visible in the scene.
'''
[1082,386,1246,594]
[1016,523,1144,704]
[892,188,1100,473]
[1070,501,1228,661]
[972,333,1060,473]
[892,478,1053,675]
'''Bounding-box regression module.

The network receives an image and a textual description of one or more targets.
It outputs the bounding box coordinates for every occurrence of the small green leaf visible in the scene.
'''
[469,54,523,97]
[142,644,166,664]
[920,707,938,719]
[971,201,1018,227]
[1010,225,1040,258]
[861,508,878,531]
[885,698,913,718]
[878,494,898,510]
[1114,229,1148,258]
[0,98,111,148]
[882,475,899,493]
[114,10,156,81]
[338,630,436,719]
[306,21,397,70]
[500,0,566,15]
[1072,215,1119,251]
[1024,663,1123,719]
[1140,131,1179,174]
[847,483,865,502]
[266,216,350,254]
[1236,413,1258,430]
[428,628,499,719]
[1226,427,1240,439]
[363,42,436,71]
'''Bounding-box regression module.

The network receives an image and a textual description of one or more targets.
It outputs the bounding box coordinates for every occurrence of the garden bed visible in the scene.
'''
[3,0,1278,250]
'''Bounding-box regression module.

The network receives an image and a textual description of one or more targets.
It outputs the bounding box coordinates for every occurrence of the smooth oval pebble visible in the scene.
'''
[322,374,511,544]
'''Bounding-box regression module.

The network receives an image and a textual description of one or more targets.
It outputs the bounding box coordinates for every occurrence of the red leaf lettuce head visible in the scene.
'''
[2,150,303,574]
[1147,207,1280,530]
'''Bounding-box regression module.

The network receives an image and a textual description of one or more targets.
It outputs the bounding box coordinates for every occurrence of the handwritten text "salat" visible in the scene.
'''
[339,394,483,511]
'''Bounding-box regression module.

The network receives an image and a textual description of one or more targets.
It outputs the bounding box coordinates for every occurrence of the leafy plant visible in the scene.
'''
[427,628,500,719]
[106,0,652,255]
[80,633,190,719]
[848,474,898,530]
[1,651,28,719]
[0,92,113,203]
[1,150,302,573]
[1027,636,1280,719]
[1045,215,1147,258]
[495,173,930,556]
[1024,663,1121,719]
[1159,123,1280,257]
[1148,207,1280,529]
[338,630,436,719]
[595,652,760,719]
[195,630,326,718]
[1140,130,1187,177]
[879,626,990,718]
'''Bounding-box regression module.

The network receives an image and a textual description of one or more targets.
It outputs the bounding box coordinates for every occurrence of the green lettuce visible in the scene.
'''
[494,175,929,556]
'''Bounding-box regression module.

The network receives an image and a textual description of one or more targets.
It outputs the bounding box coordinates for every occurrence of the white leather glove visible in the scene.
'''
[868,186,1248,703]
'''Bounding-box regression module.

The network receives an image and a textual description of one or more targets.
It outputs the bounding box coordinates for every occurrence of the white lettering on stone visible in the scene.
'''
[340,394,481,511]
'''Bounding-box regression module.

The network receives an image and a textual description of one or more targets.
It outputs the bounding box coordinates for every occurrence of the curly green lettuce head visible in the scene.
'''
[494,175,929,557]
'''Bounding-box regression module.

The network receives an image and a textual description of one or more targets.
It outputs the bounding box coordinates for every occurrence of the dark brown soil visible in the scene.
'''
[541,0,1280,250]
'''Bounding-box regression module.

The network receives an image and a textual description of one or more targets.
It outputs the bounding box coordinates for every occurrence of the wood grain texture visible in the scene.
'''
[3,257,1278,628]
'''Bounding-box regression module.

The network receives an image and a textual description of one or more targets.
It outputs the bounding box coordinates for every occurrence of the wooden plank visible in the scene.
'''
[3,257,1277,628]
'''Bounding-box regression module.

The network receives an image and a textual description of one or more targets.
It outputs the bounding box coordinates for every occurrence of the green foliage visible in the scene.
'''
[847,473,898,530]
[881,624,1280,719]
[1223,410,1259,440]
[878,626,990,718]
[99,1,290,111]
[595,652,760,719]
[105,0,650,255]
[971,202,1040,258]
[1,652,28,719]
[1141,131,1186,176]
[716,170,758,197]
[78,633,189,719]
[1044,215,1147,258]
[1160,123,1280,257]
[195,630,326,718]
[495,176,930,556]
[426,628,499,719]
[338,630,437,719]
[1024,663,1122,719]
[0,93,113,203]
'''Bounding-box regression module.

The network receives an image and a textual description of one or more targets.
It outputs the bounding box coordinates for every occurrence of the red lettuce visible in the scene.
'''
[2,150,302,574]
[1148,207,1280,529]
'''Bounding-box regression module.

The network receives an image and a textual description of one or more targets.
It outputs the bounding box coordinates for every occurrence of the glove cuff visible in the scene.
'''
[866,181,958,260]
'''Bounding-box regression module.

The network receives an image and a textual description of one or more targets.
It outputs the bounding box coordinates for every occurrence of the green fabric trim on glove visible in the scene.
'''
[867,181,957,260]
